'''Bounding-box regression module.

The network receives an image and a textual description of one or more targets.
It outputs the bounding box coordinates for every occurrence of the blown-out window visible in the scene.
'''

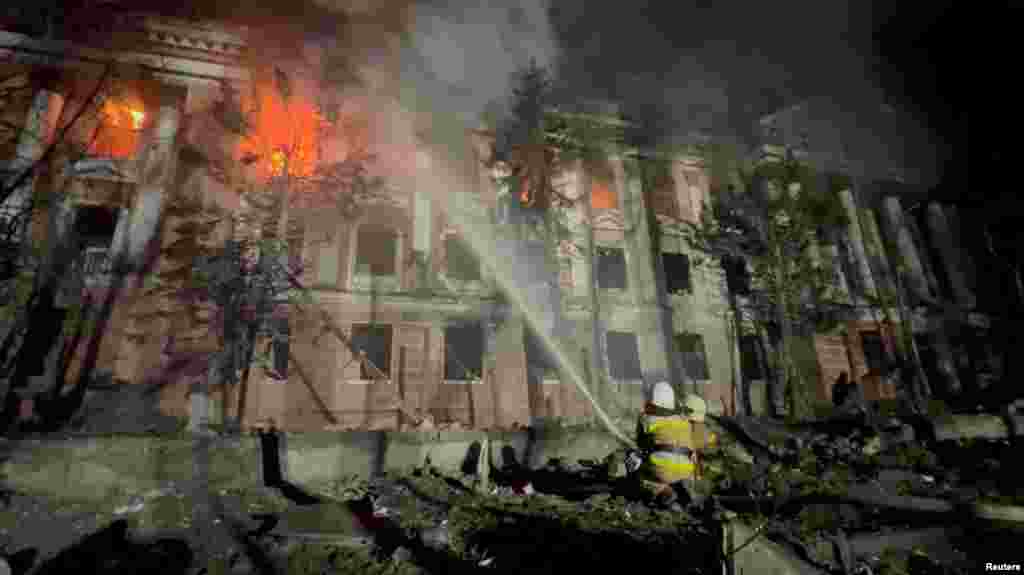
[74,205,120,279]
[739,335,764,380]
[722,255,751,296]
[351,324,392,380]
[675,332,709,381]
[607,331,642,381]
[69,82,149,160]
[860,331,887,375]
[597,247,627,290]
[355,226,397,277]
[663,252,691,295]
[444,322,483,382]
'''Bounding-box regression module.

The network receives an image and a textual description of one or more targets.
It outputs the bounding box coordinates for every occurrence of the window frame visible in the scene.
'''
[66,80,155,177]
[350,222,402,291]
[663,251,692,295]
[739,334,765,381]
[859,330,887,375]
[443,321,484,384]
[349,323,393,383]
[596,246,628,291]
[605,330,643,383]
[675,332,710,381]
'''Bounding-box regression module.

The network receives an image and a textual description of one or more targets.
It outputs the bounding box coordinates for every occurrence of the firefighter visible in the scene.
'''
[680,393,719,508]
[635,382,719,510]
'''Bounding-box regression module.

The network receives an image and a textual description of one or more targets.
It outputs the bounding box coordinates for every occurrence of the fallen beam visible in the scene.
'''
[932,415,1024,441]
[718,485,1024,525]
[973,502,1024,524]
[847,527,964,560]
[840,484,954,514]
[265,529,375,547]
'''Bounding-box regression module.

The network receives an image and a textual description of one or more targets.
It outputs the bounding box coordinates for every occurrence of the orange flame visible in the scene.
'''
[237,73,327,179]
[88,98,146,159]
[591,178,617,210]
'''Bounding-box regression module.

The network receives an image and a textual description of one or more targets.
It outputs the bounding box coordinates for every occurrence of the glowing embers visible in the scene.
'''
[237,73,328,179]
[87,96,147,159]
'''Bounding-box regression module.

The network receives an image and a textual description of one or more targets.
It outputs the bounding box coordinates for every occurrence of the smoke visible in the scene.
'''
[304,0,939,186]
[400,0,558,128]
[547,0,941,185]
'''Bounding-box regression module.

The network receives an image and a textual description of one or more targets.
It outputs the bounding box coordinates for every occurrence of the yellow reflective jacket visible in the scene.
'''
[637,414,717,483]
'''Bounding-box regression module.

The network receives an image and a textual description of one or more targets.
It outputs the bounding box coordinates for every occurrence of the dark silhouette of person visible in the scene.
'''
[259,421,283,487]
[832,371,852,408]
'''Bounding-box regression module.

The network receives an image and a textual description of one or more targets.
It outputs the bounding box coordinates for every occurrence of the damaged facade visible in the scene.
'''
[1,12,1009,432]
[749,100,1013,411]
[0,13,736,431]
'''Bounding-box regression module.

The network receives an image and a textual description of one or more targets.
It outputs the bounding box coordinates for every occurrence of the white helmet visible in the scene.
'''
[651,381,675,410]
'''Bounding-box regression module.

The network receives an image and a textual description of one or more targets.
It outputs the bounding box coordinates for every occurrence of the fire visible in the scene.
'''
[88,98,146,159]
[591,178,617,209]
[237,72,328,179]
[128,109,146,130]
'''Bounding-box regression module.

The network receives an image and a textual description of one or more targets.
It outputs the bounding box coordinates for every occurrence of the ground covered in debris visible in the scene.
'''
[0,461,719,575]
[703,407,1024,575]
[3,405,1024,574]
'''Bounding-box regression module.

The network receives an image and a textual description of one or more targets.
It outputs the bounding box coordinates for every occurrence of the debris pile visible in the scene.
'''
[702,410,1024,574]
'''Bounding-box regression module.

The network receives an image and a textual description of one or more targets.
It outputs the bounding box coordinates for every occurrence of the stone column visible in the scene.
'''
[862,208,896,296]
[578,162,606,407]
[942,205,977,309]
[905,213,943,299]
[482,317,501,427]
[824,243,851,301]
[119,87,184,270]
[573,165,593,300]
[838,188,876,298]
[1,86,65,241]
[617,160,671,387]
[881,196,931,301]
[928,328,963,397]
[412,153,433,291]
[926,203,974,308]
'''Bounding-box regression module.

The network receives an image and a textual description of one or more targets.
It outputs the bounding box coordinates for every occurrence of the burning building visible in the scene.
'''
[0,9,1009,433]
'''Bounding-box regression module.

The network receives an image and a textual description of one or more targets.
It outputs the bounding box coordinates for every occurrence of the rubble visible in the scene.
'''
[6,399,1021,575]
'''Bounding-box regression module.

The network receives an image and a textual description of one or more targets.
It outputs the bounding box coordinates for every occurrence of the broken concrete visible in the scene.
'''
[725,521,827,575]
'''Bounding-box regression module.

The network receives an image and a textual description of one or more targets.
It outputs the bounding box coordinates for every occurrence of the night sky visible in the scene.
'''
[549,1,978,193]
